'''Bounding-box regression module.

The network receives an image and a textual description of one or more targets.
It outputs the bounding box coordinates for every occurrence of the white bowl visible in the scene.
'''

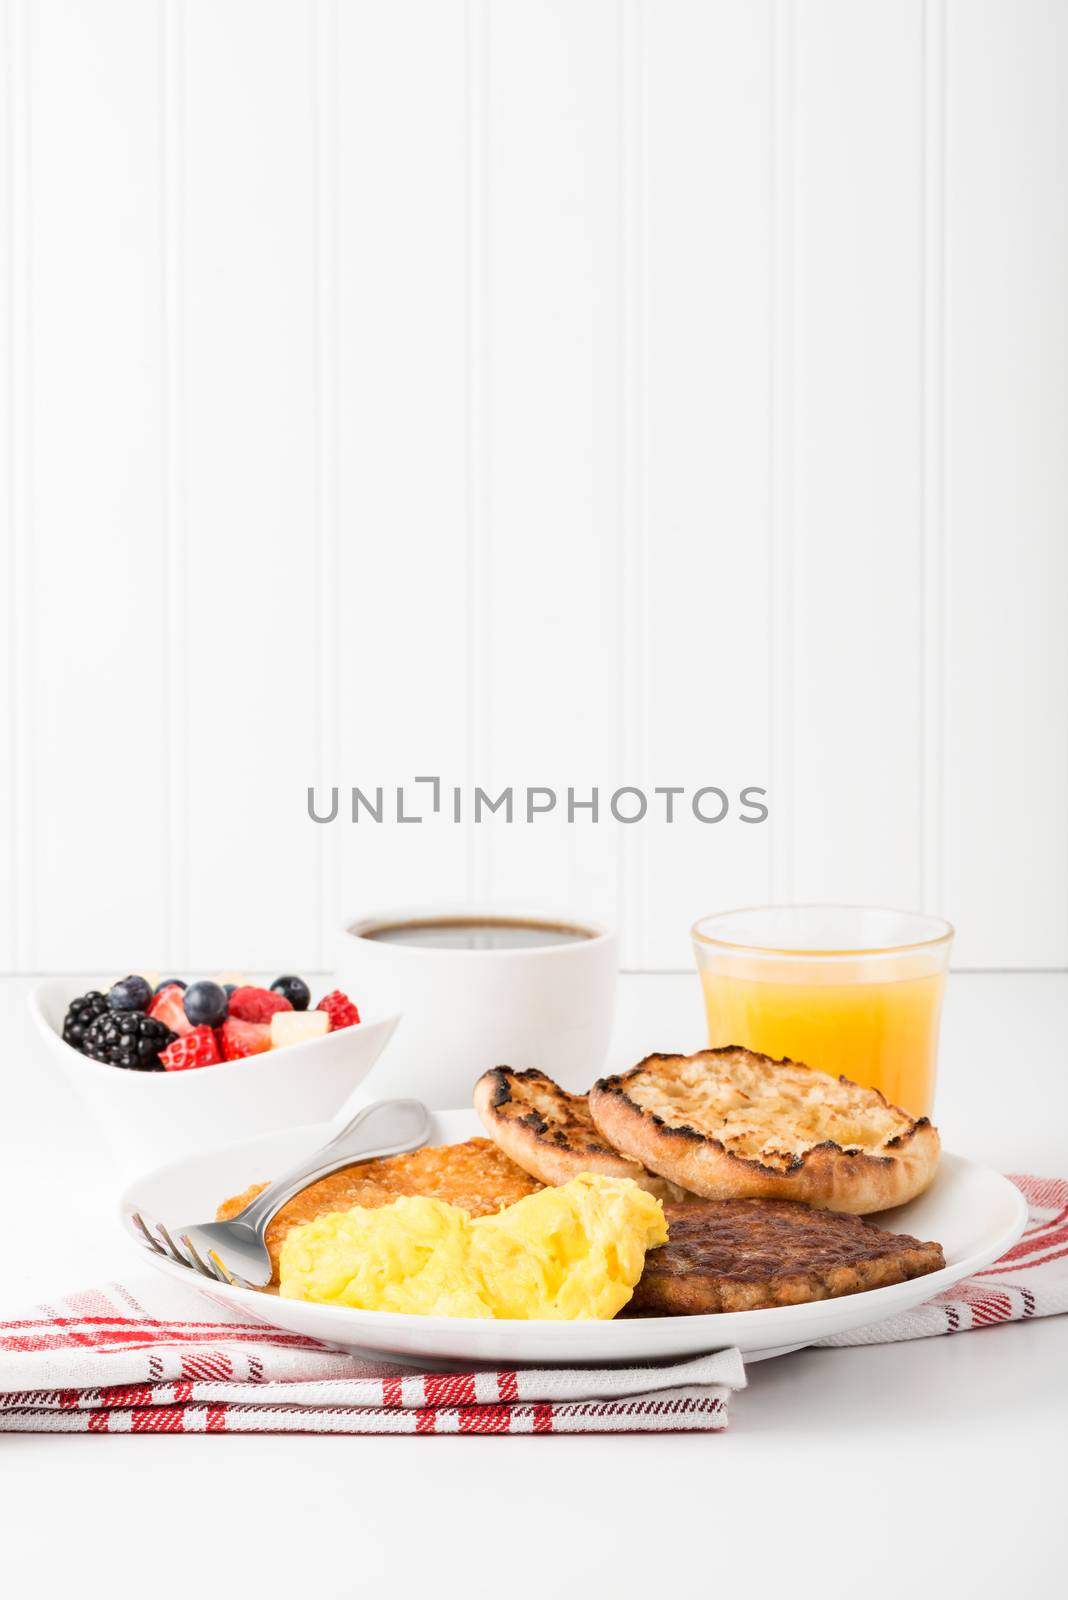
[30,979,400,1171]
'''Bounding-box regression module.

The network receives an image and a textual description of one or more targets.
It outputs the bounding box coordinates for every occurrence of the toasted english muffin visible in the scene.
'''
[630,1198,945,1314]
[473,1066,694,1202]
[588,1048,940,1214]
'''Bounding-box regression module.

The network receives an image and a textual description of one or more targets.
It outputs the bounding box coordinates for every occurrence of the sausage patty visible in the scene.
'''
[631,1198,945,1314]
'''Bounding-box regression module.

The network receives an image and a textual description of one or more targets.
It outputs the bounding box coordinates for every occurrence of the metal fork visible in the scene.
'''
[125,1097,432,1288]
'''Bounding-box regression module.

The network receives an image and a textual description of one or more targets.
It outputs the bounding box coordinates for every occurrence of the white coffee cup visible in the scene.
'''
[336,906,617,1108]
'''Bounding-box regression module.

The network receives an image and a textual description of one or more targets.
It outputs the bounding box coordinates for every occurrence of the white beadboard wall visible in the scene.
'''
[1,0,1066,974]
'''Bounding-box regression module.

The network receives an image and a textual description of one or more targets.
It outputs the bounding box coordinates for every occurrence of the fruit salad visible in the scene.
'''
[61,974,362,1072]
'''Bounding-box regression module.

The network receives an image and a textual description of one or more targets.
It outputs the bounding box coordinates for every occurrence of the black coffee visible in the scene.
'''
[360,917,594,951]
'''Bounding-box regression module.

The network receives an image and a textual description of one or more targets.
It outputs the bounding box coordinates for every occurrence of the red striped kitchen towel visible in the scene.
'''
[817,1173,1068,1345]
[0,1175,1062,1435]
[0,1278,744,1435]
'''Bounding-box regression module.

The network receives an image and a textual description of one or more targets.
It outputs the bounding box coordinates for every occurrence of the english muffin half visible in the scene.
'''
[588,1048,940,1214]
[473,1066,693,1201]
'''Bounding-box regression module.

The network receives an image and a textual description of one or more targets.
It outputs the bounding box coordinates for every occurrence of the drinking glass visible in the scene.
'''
[691,905,954,1118]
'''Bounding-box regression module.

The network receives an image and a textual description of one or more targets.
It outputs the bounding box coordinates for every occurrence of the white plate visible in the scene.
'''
[120,1110,1027,1366]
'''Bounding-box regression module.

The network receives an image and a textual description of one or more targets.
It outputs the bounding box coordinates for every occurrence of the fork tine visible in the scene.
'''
[155,1221,196,1271]
[130,1212,167,1256]
[206,1250,237,1287]
[180,1233,222,1282]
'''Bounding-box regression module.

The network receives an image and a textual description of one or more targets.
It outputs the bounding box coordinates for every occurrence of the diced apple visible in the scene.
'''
[270,1009,330,1050]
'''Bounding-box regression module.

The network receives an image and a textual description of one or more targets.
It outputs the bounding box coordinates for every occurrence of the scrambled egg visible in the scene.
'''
[278,1172,668,1320]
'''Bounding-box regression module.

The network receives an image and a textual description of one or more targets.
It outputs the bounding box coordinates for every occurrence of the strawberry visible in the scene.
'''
[316,989,361,1031]
[227,985,293,1024]
[161,1024,221,1072]
[219,1017,271,1061]
[149,984,193,1037]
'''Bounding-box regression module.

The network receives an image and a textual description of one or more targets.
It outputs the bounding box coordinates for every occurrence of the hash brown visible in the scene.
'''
[630,1197,945,1314]
[590,1048,940,1213]
[217,1137,542,1283]
[473,1066,693,1200]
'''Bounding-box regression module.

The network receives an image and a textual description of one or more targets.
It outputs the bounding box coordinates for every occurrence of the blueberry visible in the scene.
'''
[154,977,187,994]
[271,975,310,1012]
[223,984,237,998]
[108,974,153,1012]
[183,980,228,1027]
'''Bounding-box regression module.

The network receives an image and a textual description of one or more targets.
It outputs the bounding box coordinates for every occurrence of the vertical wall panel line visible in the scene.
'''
[7,0,32,969]
[921,0,947,916]
[161,0,188,967]
[314,0,341,964]
[618,0,645,969]
[3,0,15,967]
[769,0,796,903]
[465,0,491,904]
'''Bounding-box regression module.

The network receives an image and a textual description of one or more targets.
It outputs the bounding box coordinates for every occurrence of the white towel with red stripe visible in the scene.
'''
[817,1173,1068,1345]
[0,1175,1062,1436]
[0,1280,744,1435]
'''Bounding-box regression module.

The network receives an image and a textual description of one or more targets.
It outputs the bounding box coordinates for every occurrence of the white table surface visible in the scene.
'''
[1,971,1066,1598]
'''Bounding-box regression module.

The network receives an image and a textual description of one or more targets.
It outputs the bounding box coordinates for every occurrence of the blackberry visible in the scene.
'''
[83,1009,176,1072]
[62,991,110,1052]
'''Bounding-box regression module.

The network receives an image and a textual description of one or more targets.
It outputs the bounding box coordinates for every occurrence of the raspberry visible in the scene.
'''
[316,989,361,1031]
[228,985,293,1024]
[161,1024,221,1072]
[219,1018,271,1060]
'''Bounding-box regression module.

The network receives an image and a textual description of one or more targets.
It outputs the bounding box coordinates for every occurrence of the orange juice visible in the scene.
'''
[692,908,954,1120]
[700,967,945,1117]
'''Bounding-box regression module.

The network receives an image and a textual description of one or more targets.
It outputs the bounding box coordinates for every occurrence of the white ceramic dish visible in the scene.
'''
[120,1108,1027,1366]
[31,978,400,1171]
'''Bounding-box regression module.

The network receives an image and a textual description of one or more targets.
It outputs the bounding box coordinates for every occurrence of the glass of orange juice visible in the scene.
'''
[691,906,954,1118]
